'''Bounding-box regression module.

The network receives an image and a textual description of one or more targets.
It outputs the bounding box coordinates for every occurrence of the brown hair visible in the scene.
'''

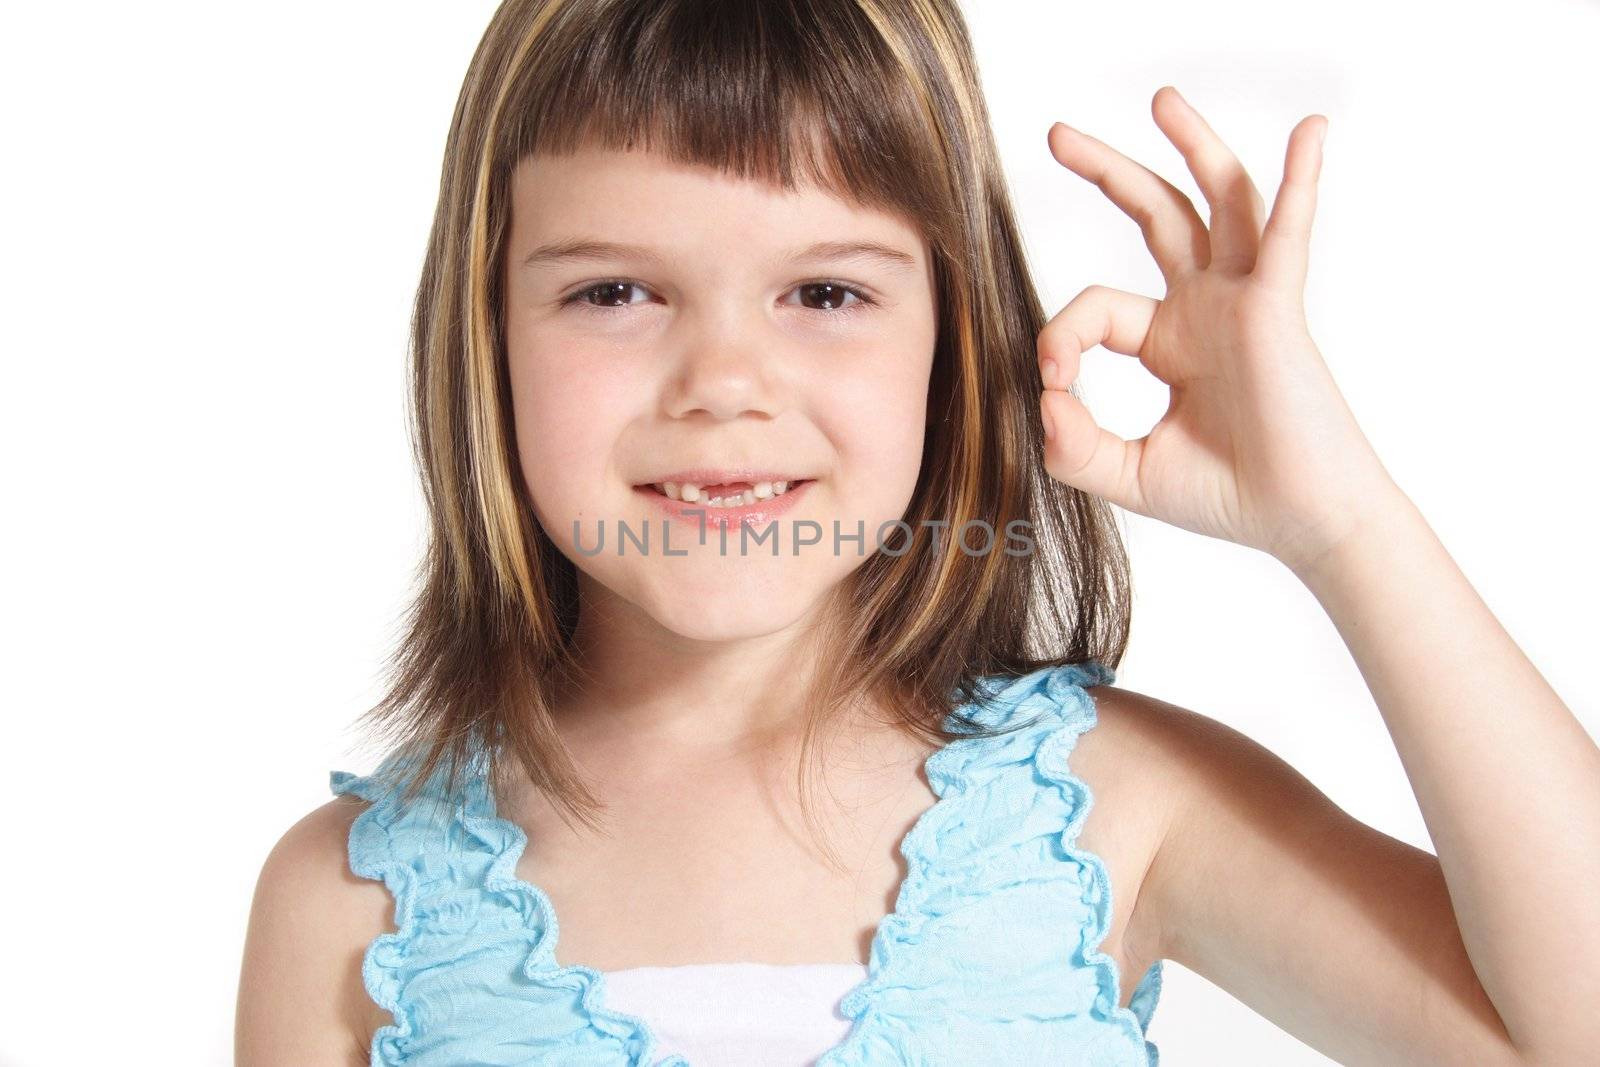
[353,0,1131,868]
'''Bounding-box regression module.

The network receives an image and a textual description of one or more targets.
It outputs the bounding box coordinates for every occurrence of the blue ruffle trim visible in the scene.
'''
[1030,661,1165,1063]
[329,759,429,1067]
[817,658,1163,1066]
[455,758,688,1067]
[332,749,682,1066]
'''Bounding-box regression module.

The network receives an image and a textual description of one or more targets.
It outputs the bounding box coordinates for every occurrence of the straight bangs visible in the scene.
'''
[499,0,966,252]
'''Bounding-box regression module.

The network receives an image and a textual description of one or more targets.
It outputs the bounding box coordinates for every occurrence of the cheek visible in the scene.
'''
[507,344,633,520]
[817,342,934,509]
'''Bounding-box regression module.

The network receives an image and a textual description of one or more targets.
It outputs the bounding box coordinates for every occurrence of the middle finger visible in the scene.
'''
[1149,86,1268,273]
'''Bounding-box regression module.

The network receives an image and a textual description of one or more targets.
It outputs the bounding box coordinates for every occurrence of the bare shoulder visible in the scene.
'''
[1068,679,1215,844]
[235,795,393,1067]
[1083,681,1272,795]
[1081,679,1322,831]
[1080,683,1326,878]
[1068,682,1307,974]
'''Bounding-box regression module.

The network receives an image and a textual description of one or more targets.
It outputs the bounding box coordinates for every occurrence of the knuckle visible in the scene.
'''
[1128,202,1160,233]
[1038,310,1077,357]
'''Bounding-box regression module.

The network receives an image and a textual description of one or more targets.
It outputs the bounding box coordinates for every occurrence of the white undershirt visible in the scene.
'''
[601,961,870,1067]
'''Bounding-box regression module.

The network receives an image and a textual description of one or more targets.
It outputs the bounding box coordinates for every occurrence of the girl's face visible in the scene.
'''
[503,144,938,646]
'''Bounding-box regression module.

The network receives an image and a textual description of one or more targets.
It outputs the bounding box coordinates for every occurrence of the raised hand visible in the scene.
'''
[1039,85,1402,575]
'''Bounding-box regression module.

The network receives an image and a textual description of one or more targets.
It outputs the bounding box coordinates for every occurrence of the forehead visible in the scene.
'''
[506,145,926,257]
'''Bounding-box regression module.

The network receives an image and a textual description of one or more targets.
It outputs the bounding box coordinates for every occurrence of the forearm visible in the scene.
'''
[1289,484,1600,1061]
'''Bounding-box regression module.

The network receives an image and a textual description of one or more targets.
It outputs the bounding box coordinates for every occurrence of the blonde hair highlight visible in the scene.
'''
[355,0,1132,873]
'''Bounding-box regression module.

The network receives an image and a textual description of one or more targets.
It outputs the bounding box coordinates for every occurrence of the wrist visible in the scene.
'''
[1284,482,1423,592]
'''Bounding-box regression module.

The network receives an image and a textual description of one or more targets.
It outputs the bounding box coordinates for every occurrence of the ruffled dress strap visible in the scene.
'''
[817,658,1165,1067]
[330,657,1163,1066]
[331,747,681,1067]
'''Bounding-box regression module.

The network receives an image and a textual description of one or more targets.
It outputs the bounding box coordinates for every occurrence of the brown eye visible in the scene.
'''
[564,281,648,309]
[792,282,874,313]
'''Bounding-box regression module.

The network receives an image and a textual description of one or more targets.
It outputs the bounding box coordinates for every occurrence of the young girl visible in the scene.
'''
[235,1,1598,1065]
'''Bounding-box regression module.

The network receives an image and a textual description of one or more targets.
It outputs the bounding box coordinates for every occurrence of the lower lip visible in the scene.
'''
[632,480,815,528]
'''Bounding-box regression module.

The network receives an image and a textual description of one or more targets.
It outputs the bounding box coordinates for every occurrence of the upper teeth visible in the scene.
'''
[657,480,797,507]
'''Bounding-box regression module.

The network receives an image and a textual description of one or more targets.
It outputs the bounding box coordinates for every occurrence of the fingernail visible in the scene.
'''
[1041,357,1060,388]
[1042,404,1056,442]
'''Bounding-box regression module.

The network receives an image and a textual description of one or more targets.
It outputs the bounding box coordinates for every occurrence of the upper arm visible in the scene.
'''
[235,796,394,1067]
[1102,685,1524,1066]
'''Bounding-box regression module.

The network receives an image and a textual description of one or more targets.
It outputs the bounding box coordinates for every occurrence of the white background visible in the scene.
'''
[3,1,1597,1064]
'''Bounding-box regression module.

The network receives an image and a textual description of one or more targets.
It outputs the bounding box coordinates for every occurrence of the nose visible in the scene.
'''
[661,313,783,421]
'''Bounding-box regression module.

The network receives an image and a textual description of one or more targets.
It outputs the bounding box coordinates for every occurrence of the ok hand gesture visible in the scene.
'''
[1039,86,1401,576]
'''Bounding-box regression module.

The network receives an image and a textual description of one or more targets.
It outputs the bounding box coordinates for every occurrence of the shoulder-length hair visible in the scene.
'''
[356,0,1131,865]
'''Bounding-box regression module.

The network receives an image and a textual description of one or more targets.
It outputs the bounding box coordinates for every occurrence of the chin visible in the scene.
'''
[601,566,819,643]
[635,583,821,644]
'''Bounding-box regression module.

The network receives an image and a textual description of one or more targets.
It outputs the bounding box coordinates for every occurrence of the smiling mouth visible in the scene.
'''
[640,478,814,508]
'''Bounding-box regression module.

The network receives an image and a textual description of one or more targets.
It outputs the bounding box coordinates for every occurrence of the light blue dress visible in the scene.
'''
[331,659,1165,1066]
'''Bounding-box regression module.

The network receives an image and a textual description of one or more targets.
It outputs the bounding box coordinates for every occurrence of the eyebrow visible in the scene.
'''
[519,238,919,274]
